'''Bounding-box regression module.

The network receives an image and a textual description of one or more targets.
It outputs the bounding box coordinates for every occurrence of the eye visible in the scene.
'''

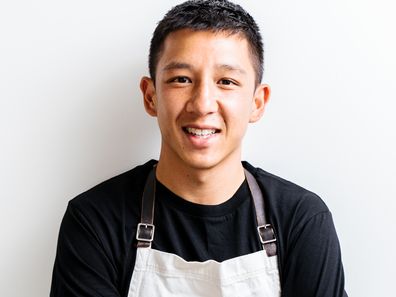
[168,76,192,84]
[218,79,237,86]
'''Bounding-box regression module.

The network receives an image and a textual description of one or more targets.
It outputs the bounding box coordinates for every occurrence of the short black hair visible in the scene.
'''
[148,0,264,84]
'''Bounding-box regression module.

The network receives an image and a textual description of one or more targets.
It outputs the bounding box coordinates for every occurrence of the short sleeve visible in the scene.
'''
[50,202,121,297]
[281,211,347,297]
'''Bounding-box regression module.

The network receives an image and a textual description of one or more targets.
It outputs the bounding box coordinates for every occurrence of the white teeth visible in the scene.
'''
[186,127,216,137]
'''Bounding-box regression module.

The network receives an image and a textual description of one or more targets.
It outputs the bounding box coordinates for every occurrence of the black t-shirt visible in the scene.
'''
[50,160,347,297]
[153,178,261,262]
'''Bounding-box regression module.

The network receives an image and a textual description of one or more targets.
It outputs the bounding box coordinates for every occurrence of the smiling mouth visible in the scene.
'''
[183,127,220,138]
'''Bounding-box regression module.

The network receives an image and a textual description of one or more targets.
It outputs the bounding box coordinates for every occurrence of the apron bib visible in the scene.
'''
[128,168,281,297]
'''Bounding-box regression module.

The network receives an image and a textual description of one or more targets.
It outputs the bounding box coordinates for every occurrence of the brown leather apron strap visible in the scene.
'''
[136,166,156,248]
[136,166,277,257]
[244,169,277,257]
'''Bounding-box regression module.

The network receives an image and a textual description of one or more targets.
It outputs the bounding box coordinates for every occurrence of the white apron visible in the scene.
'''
[127,168,281,297]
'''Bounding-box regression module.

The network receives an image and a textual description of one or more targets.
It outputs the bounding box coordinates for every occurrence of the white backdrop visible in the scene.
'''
[1,0,395,296]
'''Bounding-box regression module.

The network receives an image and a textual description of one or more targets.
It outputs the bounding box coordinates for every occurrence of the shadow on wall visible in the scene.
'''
[38,63,161,297]
[61,61,160,191]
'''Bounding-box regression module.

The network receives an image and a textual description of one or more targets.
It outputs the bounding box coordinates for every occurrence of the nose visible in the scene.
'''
[185,80,218,115]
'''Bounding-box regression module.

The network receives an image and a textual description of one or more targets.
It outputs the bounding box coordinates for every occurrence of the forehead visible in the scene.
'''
[157,29,255,74]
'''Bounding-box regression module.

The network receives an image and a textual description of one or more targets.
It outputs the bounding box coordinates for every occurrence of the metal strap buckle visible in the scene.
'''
[136,223,155,242]
[257,224,276,245]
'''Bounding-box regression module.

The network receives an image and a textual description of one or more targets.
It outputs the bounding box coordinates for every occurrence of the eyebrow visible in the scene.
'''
[162,62,192,72]
[216,64,247,75]
[161,61,247,75]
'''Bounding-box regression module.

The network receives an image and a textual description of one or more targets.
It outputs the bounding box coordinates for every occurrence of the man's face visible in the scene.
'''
[141,29,269,171]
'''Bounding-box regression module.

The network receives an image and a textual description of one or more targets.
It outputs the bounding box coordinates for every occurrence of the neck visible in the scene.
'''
[156,156,245,205]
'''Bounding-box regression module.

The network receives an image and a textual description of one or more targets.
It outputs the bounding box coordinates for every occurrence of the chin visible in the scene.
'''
[178,155,211,169]
[181,154,226,171]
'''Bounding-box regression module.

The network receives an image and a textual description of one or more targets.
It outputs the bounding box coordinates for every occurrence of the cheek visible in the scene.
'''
[224,94,253,120]
[157,88,187,112]
[221,97,253,138]
[155,90,173,116]
[155,95,184,130]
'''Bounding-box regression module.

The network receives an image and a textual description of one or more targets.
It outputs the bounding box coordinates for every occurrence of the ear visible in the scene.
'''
[140,76,157,117]
[249,84,271,123]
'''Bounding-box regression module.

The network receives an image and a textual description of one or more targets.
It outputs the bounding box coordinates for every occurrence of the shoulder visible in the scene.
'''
[244,161,328,214]
[243,161,331,243]
[244,162,347,295]
[52,161,157,296]
[67,159,157,227]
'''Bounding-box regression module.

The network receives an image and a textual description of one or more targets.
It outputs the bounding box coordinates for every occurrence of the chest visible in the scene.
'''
[152,196,263,262]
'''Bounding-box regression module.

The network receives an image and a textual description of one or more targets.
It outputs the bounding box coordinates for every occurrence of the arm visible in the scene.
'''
[281,211,347,297]
[50,202,121,297]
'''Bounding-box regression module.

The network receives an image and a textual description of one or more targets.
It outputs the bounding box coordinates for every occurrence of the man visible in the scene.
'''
[50,1,347,296]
